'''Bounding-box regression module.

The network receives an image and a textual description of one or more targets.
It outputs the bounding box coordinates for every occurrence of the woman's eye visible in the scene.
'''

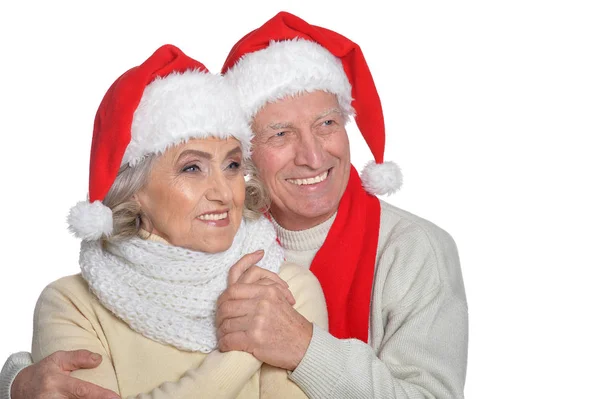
[227,161,241,170]
[182,164,200,173]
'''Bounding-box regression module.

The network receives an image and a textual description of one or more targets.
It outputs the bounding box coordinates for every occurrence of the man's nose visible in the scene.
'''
[294,131,325,169]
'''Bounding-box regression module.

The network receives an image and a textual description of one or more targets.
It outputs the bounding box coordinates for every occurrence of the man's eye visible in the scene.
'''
[182,165,200,173]
[275,131,286,137]
[227,161,241,170]
[323,120,334,126]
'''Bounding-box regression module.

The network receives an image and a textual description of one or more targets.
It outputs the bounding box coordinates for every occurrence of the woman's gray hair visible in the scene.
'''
[243,160,270,220]
[102,155,156,242]
[101,155,270,242]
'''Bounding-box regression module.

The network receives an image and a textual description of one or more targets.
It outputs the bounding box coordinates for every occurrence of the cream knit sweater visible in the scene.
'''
[1,201,467,398]
[275,201,469,399]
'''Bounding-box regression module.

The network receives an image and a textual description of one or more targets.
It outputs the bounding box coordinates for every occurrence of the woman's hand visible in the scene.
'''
[11,350,119,399]
[216,254,312,371]
[227,250,295,305]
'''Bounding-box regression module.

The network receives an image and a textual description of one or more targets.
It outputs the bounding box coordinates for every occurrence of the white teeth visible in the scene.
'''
[288,171,328,186]
[198,212,228,221]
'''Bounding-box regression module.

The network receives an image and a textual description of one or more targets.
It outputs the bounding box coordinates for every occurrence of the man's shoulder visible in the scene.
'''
[377,200,466,301]
[378,200,457,251]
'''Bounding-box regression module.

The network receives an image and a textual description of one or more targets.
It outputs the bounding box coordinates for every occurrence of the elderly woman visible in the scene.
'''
[29,45,326,398]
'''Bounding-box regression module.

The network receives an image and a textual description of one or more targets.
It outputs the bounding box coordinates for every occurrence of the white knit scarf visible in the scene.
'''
[79,216,284,353]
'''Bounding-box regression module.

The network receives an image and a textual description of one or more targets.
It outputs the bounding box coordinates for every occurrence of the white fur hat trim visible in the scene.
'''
[225,39,354,119]
[125,70,253,166]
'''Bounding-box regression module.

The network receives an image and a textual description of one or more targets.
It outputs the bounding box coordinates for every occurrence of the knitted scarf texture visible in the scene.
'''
[79,216,284,353]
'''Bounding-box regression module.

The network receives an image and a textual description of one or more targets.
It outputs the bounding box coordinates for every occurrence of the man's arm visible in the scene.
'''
[289,287,468,398]
[1,352,31,399]
[217,219,468,398]
[1,350,119,399]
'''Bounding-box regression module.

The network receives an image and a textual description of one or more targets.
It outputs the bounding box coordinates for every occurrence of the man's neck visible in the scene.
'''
[270,209,337,231]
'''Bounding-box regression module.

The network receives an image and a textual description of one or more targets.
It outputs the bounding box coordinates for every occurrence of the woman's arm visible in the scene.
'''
[259,262,328,398]
[33,277,263,399]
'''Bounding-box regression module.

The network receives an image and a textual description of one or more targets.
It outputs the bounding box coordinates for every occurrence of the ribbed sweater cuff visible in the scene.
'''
[289,324,350,398]
[0,352,32,399]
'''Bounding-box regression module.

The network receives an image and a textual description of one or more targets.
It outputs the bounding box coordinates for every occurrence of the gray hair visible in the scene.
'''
[102,155,269,242]
[102,155,156,242]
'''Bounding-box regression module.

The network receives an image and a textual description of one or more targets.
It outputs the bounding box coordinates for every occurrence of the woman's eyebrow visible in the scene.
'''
[177,149,213,161]
[177,146,242,162]
[225,147,242,158]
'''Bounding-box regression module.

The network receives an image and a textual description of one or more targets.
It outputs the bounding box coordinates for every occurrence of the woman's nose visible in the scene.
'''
[205,173,233,203]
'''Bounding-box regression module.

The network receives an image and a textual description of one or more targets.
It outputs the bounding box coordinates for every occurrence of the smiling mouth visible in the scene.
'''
[287,169,330,186]
[198,212,228,221]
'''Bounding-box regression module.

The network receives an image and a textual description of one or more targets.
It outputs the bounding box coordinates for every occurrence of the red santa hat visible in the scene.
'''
[221,11,402,196]
[68,44,252,241]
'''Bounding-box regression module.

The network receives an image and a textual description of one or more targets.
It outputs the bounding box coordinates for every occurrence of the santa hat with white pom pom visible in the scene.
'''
[221,11,402,196]
[68,44,252,241]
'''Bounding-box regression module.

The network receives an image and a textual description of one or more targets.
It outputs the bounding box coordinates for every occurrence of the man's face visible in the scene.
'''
[251,91,351,231]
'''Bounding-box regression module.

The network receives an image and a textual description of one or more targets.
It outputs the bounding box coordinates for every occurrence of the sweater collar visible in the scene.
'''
[138,229,169,245]
[271,212,337,252]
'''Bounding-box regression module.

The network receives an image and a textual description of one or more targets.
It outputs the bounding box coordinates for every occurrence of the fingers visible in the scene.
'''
[249,277,295,305]
[61,373,120,399]
[217,282,295,313]
[228,250,264,286]
[215,299,258,327]
[218,331,250,353]
[48,350,103,373]
[237,265,289,289]
[216,316,249,339]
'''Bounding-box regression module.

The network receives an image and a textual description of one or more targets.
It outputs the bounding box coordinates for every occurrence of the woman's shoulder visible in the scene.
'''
[38,274,96,311]
[44,274,89,294]
[277,262,328,329]
[278,262,323,296]
[278,262,315,282]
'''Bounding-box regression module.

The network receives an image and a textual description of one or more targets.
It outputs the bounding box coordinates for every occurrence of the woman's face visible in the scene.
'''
[135,137,245,253]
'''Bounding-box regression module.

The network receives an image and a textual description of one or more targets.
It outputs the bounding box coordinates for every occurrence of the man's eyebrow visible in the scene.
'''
[254,121,293,136]
[258,109,342,132]
[266,122,294,131]
[314,108,343,121]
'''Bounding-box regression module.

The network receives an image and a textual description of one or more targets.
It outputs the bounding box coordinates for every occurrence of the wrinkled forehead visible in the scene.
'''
[252,91,343,129]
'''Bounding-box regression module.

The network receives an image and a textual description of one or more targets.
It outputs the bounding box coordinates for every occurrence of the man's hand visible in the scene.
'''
[216,257,313,371]
[11,350,119,399]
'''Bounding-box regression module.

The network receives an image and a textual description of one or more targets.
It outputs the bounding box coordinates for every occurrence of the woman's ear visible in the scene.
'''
[131,193,149,230]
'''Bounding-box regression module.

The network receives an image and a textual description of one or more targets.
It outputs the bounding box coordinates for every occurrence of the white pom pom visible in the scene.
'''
[67,200,113,240]
[360,161,403,196]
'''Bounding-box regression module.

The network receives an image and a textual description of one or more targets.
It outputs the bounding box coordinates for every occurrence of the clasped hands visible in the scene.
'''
[216,250,313,371]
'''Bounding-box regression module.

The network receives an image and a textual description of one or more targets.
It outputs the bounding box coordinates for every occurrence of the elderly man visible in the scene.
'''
[1,12,467,399]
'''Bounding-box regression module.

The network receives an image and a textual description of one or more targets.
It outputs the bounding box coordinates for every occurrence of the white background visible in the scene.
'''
[1,1,599,397]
